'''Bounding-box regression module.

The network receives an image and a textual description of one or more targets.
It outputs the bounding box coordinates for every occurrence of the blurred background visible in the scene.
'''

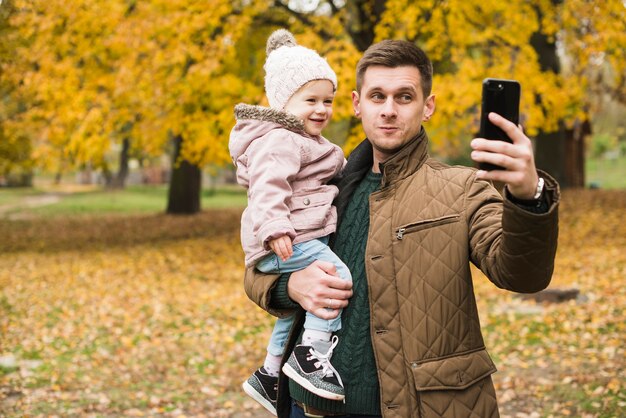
[1,1,625,417]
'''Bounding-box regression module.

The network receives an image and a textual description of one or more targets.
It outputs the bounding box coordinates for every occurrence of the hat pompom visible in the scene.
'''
[266,29,297,55]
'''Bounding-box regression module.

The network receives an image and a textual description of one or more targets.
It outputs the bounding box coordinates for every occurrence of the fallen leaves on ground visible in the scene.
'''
[1,189,625,417]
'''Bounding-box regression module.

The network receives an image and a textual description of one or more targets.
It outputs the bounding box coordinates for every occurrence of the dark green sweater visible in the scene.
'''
[290,170,382,414]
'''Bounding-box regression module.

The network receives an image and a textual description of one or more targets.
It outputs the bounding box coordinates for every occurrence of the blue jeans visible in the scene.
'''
[290,401,382,418]
[257,236,352,356]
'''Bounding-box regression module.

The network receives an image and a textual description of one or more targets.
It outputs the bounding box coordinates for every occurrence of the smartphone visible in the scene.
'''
[478,78,521,171]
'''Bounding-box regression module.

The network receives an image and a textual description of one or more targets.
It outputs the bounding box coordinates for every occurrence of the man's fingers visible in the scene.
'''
[308,280,353,300]
[312,308,341,320]
[313,259,338,276]
[487,112,526,145]
[471,137,527,160]
[476,168,526,185]
[471,149,519,171]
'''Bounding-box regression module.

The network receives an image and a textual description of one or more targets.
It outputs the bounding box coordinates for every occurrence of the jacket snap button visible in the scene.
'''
[303,198,310,206]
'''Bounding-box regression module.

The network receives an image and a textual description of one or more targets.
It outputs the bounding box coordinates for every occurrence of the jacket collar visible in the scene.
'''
[234,103,305,133]
[379,127,429,187]
[345,127,429,188]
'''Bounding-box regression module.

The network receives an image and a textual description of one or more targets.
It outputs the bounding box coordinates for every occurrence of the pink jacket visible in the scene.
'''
[229,104,346,267]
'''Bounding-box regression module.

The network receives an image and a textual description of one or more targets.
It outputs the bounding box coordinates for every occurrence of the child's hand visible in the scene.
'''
[269,236,293,261]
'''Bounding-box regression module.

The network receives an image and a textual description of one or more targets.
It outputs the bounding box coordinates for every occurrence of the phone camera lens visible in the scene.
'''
[497,83,503,90]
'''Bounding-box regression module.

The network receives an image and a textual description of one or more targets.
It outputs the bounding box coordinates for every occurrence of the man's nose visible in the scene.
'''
[380,98,397,118]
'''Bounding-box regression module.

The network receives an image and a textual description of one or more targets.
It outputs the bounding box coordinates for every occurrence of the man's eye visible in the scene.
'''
[398,94,412,102]
[371,93,385,101]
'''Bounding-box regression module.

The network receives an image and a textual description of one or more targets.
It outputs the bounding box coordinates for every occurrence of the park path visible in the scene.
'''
[0,193,61,219]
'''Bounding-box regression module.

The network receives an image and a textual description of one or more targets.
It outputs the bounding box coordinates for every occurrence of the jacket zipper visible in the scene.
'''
[396,214,460,240]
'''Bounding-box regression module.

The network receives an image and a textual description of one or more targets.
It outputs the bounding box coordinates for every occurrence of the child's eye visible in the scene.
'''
[324,99,333,104]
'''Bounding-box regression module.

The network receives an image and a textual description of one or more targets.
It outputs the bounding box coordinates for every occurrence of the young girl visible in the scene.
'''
[229,29,351,415]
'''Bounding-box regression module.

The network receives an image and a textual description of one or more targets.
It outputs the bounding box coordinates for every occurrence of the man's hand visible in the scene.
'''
[471,112,539,199]
[269,235,293,261]
[288,260,353,320]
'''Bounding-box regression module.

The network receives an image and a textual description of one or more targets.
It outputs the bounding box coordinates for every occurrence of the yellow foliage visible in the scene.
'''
[376,0,625,154]
[1,0,625,173]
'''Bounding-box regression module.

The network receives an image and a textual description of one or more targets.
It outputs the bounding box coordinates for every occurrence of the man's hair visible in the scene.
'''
[356,40,433,98]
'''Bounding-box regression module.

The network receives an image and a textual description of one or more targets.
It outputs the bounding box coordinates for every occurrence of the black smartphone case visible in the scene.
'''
[478,78,520,171]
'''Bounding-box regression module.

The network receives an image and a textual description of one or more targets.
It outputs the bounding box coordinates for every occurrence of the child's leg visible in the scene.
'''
[298,242,351,339]
[258,237,351,339]
[264,238,350,401]
[264,315,294,376]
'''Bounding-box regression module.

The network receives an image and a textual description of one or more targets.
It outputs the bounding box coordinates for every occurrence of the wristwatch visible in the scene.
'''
[533,177,545,200]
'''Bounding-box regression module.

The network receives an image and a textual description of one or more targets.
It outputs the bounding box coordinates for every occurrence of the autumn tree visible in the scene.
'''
[1,0,261,211]
[2,0,623,206]
[0,0,34,186]
[254,0,625,187]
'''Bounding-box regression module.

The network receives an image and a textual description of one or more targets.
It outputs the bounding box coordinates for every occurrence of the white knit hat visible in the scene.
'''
[264,29,337,110]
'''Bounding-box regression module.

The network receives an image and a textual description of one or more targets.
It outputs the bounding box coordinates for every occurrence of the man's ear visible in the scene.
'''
[423,94,436,121]
[352,91,361,118]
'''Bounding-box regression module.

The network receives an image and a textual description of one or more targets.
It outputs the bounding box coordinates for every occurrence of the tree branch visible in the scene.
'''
[273,1,335,41]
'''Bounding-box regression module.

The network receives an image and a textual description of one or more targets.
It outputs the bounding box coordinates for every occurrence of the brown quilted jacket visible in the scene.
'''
[244,128,560,417]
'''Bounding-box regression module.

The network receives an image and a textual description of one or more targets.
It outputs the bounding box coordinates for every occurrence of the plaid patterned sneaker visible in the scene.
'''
[242,367,278,415]
[282,335,345,401]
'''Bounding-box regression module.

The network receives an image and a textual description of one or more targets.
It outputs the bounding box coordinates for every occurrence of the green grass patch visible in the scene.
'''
[0,185,247,218]
[0,188,43,206]
[586,155,626,189]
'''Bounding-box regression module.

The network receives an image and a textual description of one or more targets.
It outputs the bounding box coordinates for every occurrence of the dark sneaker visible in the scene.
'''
[242,367,278,415]
[282,335,345,401]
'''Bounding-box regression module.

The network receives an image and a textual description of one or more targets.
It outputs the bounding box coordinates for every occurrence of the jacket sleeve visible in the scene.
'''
[247,132,301,248]
[467,170,560,293]
[244,266,300,318]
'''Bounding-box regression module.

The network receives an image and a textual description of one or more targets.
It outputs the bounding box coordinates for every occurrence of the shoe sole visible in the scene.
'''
[282,363,345,401]
[242,381,277,416]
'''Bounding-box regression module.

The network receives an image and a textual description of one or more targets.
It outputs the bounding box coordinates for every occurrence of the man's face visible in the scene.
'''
[352,65,435,169]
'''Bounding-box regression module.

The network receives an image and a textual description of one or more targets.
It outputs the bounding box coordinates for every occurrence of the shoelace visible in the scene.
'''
[306,335,345,393]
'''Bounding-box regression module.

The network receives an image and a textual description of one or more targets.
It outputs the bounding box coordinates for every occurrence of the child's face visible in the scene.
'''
[283,79,335,136]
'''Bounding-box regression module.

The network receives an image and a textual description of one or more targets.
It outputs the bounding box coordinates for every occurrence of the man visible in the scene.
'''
[244,39,559,418]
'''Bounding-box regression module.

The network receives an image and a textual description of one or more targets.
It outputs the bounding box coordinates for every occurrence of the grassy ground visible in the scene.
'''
[586,155,626,189]
[0,188,625,417]
[0,185,247,219]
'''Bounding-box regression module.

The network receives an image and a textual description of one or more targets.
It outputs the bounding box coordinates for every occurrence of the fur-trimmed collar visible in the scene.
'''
[234,103,305,132]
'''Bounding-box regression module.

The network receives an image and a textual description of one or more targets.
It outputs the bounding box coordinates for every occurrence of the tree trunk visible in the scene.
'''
[166,135,201,214]
[564,119,590,188]
[345,0,386,51]
[102,163,113,187]
[530,3,584,188]
[5,171,33,187]
[534,128,567,186]
[109,137,130,189]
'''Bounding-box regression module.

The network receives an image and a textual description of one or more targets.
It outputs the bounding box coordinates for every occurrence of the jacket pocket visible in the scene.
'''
[288,190,335,230]
[396,214,460,240]
[411,348,497,391]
